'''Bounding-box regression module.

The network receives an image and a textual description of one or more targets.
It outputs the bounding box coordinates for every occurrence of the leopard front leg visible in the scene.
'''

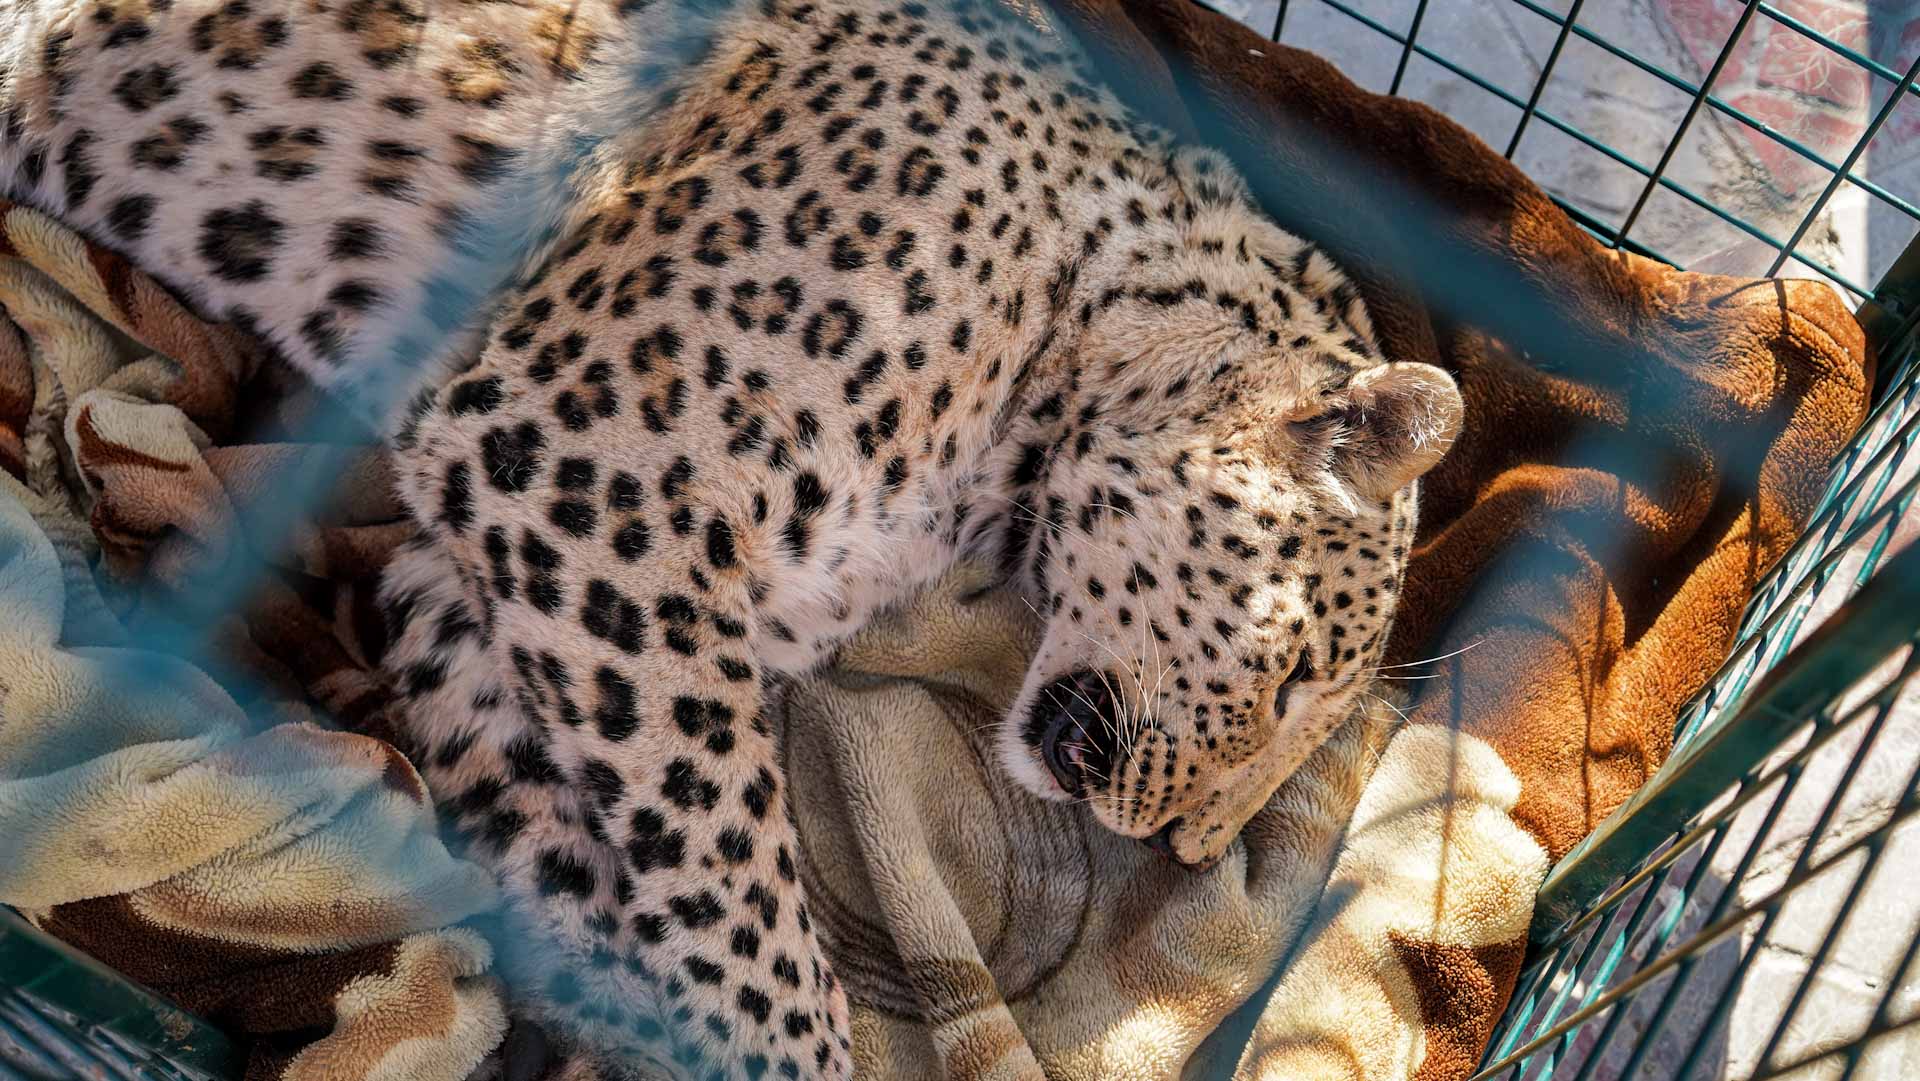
[386,412,853,1080]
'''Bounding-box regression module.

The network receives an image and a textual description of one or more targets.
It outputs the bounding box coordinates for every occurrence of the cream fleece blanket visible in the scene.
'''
[780,563,1378,1081]
[774,566,1547,1081]
[496,560,1548,1081]
[0,200,505,1081]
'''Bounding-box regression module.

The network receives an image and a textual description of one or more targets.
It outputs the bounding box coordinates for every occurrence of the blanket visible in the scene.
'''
[0,199,506,1081]
[0,4,1874,1080]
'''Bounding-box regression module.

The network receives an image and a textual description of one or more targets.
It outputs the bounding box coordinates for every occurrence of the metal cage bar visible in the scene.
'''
[1472,280,1920,1076]
[1766,53,1920,278]
[1534,374,1920,940]
[1503,0,1587,159]
[0,908,234,1080]
[1757,1,1920,98]
[1387,0,1433,95]
[1274,0,1920,240]
[1246,6,1920,1075]
[1476,659,1920,1078]
[1612,0,1765,250]
[1494,0,1920,229]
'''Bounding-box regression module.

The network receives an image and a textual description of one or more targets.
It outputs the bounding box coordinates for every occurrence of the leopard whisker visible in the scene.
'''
[1361,639,1484,673]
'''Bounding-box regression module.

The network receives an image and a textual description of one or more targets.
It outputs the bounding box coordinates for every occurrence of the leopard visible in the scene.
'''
[0,0,1465,1076]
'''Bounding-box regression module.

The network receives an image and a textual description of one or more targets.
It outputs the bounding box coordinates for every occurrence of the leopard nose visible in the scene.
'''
[1032,670,1119,797]
[1142,817,1220,873]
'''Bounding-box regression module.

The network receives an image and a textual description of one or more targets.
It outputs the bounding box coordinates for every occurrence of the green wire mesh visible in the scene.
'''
[1260,0,1920,302]
[0,907,234,1080]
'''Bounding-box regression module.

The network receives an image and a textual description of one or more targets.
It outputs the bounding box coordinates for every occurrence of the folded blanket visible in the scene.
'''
[0,7,1875,1081]
[0,200,504,1081]
[775,565,1391,1081]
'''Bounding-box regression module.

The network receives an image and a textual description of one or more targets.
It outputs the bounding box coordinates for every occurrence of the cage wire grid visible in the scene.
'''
[2,0,1919,1078]
[1263,0,1920,307]
[1223,0,1920,1077]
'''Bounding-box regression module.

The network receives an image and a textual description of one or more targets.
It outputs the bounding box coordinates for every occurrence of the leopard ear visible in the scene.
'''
[1290,362,1463,504]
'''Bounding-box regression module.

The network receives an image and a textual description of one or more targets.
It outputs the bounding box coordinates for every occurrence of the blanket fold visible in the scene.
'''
[0,200,505,1081]
[0,5,1875,1080]
[773,565,1389,1081]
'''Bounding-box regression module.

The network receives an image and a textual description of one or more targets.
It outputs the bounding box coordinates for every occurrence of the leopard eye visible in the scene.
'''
[1274,651,1314,714]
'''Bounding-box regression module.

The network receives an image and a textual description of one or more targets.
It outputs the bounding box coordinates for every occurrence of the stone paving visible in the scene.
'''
[1209,0,1920,297]
[1195,2,1920,1076]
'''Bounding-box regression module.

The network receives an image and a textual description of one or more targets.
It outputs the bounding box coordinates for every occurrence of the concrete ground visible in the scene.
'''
[1208,0,1920,298]
[1196,2,1920,1077]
